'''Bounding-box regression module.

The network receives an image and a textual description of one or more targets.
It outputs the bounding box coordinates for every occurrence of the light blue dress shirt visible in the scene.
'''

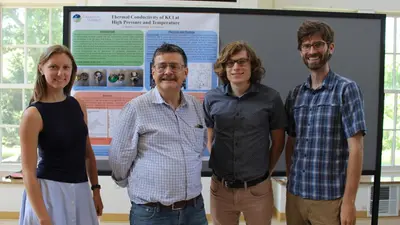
[109,87,207,206]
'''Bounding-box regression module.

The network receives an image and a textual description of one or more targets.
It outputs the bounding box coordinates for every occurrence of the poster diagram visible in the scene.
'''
[188,63,213,90]
[70,11,219,158]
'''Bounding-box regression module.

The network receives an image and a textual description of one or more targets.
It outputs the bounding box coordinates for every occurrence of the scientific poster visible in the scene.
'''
[69,11,219,159]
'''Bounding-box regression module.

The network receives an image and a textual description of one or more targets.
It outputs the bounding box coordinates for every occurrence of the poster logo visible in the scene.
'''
[72,14,81,22]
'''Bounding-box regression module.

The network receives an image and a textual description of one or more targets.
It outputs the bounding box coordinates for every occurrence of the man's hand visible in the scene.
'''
[340,201,356,225]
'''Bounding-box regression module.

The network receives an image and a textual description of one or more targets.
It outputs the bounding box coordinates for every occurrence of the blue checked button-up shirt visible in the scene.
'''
[109,88,207,206]
[285,70,367,200]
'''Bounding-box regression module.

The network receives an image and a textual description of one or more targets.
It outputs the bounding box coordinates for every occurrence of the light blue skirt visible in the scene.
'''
[19,179,99,225]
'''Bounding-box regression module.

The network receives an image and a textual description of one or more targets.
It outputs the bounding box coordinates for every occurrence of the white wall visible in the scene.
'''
[1,0,399,12]
[2,177,392,217]
[274,0,400,12]
[1,0,400,219]
[0,0,85,5]
[271,179,380,213]
[0,177,213,215]
[87,0,260,8]
[83,0,400,12]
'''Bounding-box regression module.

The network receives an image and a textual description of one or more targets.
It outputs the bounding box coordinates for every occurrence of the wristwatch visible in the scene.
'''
[91,184,101,190]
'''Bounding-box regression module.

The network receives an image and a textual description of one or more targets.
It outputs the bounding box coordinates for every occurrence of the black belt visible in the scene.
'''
[213,172,269,189]
[142,194,201,211]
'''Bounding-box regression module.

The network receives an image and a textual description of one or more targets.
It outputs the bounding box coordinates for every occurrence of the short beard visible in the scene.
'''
[303,49,332,70]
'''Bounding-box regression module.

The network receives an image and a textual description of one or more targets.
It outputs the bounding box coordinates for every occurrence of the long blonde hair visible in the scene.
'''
[30,45,77,104]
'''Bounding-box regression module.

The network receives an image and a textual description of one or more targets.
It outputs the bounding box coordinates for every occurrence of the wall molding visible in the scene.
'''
[0,212,19,220]
[272,208,400,222]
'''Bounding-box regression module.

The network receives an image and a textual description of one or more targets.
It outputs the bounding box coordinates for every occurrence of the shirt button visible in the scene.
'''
[302,170,305,173]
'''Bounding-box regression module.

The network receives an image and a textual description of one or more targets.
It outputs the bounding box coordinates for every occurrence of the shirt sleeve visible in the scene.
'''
[284,89,296,137]
[270,92,287,130]
[203,94,214,128]
[341,82,367,138]
[108,101,139,187]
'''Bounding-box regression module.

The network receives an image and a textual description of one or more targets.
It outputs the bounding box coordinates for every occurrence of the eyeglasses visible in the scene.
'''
[225,58,249,68]
[153,63,185,72]
[300,41,327,51]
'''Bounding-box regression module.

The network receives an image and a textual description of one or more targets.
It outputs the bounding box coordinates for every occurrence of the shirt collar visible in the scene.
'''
[151,87,188,107]
[303,69,335,91]
[223,83,260,96]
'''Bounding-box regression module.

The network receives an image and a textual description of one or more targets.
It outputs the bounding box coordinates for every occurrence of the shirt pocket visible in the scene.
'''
[293,103,341,125]
[293,105,309,129]
[314,103,341,126]
[192,127,205,153]
[214,113,234,131]
[244,109,268,129]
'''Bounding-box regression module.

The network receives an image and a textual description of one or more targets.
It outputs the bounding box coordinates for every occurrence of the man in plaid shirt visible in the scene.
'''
[284,20,367,225]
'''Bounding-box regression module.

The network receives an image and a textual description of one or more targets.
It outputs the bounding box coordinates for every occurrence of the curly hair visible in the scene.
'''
[214,41,265,84]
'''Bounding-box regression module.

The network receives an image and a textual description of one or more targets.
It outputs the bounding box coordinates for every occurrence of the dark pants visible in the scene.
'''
[129,195,208,225]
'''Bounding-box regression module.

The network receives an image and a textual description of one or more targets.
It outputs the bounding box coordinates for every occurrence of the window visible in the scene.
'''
[0,7,63,164]
[382,16,400,169]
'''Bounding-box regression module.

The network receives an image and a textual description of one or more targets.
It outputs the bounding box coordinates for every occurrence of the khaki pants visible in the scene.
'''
[286,191,343,225]
[210,175,274,225]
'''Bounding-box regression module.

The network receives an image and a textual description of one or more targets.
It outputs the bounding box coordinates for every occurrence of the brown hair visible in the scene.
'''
[214,41,265,84]
[297,20,335,50]
[30,45,77,104]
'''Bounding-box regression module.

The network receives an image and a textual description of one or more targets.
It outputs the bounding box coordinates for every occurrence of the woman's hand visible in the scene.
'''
[93,190,104,216]
[39,216,52,225]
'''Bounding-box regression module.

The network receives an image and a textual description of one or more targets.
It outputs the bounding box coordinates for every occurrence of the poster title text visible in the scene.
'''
[111,14,181,26]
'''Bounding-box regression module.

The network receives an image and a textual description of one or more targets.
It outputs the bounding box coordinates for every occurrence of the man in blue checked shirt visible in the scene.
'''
[284,20,367,225]
[109,43,207,225]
